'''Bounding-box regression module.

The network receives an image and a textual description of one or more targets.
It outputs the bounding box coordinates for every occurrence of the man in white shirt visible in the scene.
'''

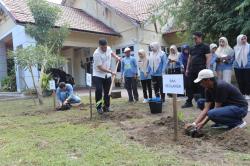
[93,38,121,114]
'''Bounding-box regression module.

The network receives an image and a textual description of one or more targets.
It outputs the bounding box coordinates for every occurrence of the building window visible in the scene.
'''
[148,45,167,53]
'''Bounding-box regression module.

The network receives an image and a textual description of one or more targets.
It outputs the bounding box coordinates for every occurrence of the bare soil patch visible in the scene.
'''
[100,109,144,121]
[122,116,250,154]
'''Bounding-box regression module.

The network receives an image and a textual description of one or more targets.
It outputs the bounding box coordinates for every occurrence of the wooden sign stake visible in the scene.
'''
[173,93,178,141]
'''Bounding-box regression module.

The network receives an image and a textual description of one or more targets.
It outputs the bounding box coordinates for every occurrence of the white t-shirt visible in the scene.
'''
[93,46,113,78]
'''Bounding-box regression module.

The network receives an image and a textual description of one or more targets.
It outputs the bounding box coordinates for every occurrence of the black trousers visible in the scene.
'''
[186,72,205,103]
[234,68,250,95]
[151,76,165,101]
[141,79,152,99]
[125,77,139,101]
[94,76,111,109]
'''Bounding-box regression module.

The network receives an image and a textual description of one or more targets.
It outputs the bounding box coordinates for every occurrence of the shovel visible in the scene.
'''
[108,61,122,99]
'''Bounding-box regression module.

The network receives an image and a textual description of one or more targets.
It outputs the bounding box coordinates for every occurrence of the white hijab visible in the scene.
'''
[149,42,164,72]
[168,45,180,61]
[234,34,249,67]
[215,37,233,58]
[138,49,148,73]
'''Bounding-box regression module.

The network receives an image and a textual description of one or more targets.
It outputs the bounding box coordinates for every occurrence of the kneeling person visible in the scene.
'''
[186,69,248,130]
[56,82,82,110]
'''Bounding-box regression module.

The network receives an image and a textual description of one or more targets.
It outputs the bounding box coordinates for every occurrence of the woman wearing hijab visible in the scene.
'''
[209,43,218,72]
[215,37,234,83]
[138,49,152,103]
[148,42,167,102]
[166,45,183,74]
[234,34,250,99]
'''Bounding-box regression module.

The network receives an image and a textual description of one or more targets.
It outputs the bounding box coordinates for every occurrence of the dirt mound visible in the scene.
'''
[101,110,144,121]
[125,117,250,153]
[125,116,192,147]
[153,116,185,129]
[214,128,250,153]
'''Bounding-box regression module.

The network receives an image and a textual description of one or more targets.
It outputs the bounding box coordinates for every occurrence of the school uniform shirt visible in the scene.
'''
[210,53,217,71]
[93,46,113,78]
[147,52,167,76]
[121,56,138,77]
[166,54,183,70]
[138,60,151,80]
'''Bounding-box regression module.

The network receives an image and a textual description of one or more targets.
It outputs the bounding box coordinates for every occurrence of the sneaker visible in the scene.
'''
[143,99,148,103]
[211,123,229,129]
[237,121,247,128]
[106,107,113,112]
[182,102,193,108]
[97,108,103,114]
[245,95,250,100]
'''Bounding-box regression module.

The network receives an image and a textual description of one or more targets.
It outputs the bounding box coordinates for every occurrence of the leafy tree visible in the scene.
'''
[26,0,69,53]
[158,0,250,46]
[11,0,69,105]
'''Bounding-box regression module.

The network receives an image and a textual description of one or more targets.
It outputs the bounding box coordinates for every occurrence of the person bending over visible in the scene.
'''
[56,82,82,111]
[186,69,248,130]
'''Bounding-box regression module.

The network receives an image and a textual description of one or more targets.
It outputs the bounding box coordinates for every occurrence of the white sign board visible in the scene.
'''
[49,80,56,90]
[86,73,92,87]
[163,74,184,94]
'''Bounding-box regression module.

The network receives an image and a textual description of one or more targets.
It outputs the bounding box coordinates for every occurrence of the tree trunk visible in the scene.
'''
[29,65,44,105]
[38,66,47,105]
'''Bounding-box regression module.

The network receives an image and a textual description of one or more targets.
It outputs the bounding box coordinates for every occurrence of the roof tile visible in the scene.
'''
[2,0,119,36]
[97,0,163,23]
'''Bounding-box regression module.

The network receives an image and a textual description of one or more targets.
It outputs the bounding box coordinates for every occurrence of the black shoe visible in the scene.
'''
[182,102,193,108]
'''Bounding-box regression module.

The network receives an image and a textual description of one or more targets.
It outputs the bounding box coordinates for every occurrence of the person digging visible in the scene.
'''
[56,82,84,111]
[185,69,248,137]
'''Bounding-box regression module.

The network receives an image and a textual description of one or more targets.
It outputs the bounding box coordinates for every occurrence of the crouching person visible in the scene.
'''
[56,82,82,111]
[186,69,248,130]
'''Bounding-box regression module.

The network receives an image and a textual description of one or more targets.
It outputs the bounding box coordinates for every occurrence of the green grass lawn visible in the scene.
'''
[0,98,180,166]
[0,97,250,166]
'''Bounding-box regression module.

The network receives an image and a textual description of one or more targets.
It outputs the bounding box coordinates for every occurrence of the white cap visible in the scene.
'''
[124,47,131,52]
[209,43,217,50]
[194,69,214,83]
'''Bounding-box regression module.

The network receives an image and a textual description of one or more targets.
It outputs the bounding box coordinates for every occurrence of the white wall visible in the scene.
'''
[0,41,7,87]
[11,25,38,92]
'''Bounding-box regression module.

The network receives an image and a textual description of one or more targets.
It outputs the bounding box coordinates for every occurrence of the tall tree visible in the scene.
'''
[11,0,69,105]
[158,0,250,46]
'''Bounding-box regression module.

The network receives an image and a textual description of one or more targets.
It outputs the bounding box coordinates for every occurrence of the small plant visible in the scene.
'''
[177,111,184,121]
[0,69,16,92]
[41,73,52,91]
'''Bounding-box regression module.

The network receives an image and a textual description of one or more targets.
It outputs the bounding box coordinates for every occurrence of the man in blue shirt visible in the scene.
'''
[56,82,82,110]
[121,47,139,102]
